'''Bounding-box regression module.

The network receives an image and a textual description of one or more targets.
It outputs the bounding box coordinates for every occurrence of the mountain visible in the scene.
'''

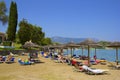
[51,36,98,44]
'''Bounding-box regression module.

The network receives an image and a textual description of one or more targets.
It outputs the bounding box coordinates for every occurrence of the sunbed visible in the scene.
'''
[73,63,84,72]
[0,56,6,63]
[5,57,15,64]
[107,61,120,69]
[82,65,109,75]
[18,59,34,65]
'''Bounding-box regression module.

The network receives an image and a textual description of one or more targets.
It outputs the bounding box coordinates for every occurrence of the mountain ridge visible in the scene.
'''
[51,36,99,44]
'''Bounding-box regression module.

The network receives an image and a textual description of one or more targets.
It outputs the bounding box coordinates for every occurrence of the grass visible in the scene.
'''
[0,43,40,51]
[13,43,24,50]
[0,43,24,51]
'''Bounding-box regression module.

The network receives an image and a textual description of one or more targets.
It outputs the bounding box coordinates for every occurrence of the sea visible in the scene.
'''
[63,49,120,62]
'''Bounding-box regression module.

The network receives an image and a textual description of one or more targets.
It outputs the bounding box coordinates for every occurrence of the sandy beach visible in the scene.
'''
[0,55,120,80]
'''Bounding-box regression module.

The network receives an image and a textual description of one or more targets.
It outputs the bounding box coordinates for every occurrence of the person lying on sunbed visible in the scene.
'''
[18,58,34,65]
[6,55,13,62]
[0,56,2,61]
[43,52,49,58]
[57,54,65,63]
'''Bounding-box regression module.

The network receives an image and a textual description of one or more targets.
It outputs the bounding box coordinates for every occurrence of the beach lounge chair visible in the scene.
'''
[73,63,84,72]
[107,61,120,69]
[87,67,108,75]
[0,56,3,63]
[90,60,97,65]
[2,56,6,61]
[66,58,72,65]
[18,59,34,65]
[30,58,41,63]
[82,65,108,75]
[5,57,15,64]
[100,58,107,65]
[114,65,120,69]
[0,56,6,63]
[0,60,4,63]
[107,62,115,67]
[54,55,66,63]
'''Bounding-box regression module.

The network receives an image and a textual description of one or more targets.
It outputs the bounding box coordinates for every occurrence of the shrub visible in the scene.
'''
[3,41,12,46]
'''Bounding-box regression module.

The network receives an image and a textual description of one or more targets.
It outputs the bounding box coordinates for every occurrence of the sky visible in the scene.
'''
[0,0,120,41]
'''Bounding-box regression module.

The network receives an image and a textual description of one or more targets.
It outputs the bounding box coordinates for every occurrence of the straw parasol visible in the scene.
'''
[78,39,100,66]
[65,41,81,57]
[23,40,39,49]
[80,45,85,56]
[107,42,120,65]
[42,44,66,54]
[49,44,66,54]
[49,44,65,49]
[89,43,102,56]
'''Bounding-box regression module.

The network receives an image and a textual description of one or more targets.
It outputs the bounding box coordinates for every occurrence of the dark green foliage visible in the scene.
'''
[3,41,12,46]
[31,26,45,45]
[18,19,46,45]
[7,1,18,41]
[42,38,52,45]
[0,1,8,25]
[18,19,31,45]
[98,41,111,48]
[15,33,20,43]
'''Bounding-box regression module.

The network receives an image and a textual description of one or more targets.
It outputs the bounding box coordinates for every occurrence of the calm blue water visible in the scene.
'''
[63,49,120,62]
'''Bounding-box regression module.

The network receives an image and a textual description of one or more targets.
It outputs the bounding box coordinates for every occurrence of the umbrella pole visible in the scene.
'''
[116,48,119,65]
[94,48,97,61]
[60,48,63,55]
[71,48,72,58]
[88,45,90,66]
[82,48,84,56]
[95,48,96,56]
[66,48,68,57]
[72,48,75,55]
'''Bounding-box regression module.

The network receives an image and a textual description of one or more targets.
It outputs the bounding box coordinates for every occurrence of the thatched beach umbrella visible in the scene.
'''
[22,40,40,57]
[65,42,80,57]
[75,44,86,56]
[49,44,66,54]
[89,43,102,56]
[42,44,66,54]
[78,39,99,66]
[107,42,120,65]
[81,45,85,56]
[49,44,65,49]
[23,40,39,49]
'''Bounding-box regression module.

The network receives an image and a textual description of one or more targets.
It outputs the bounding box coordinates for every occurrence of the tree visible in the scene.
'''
[31,25,45,45]
[18,19,45,45]
[7,1,18,41]
[0,1,8,25]
[18,19,31,45]
[98,41,111,48]
[41,38,52,45]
